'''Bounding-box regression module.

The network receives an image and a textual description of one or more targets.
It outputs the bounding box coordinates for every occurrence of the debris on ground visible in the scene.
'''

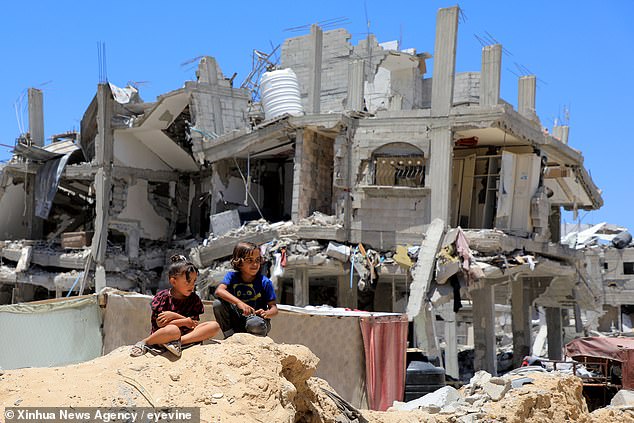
[1,336,633,422]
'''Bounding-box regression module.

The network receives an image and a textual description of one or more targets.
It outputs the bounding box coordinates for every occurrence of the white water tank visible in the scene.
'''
[260,68,304,120]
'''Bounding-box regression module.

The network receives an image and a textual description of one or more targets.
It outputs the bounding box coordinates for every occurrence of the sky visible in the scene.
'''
[0,1,632,231]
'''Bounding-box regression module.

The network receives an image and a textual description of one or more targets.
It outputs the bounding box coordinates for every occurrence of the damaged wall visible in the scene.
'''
[281,29,390,113]
[348,121,431,249]
[0,177,28,239]
[115,179,168,240]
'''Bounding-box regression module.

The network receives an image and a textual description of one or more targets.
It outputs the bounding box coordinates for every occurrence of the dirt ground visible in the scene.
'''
[1,335,633,423]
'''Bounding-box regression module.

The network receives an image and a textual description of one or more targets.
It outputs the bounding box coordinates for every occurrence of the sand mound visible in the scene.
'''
[2,337,631,423]
[0,334,344,423]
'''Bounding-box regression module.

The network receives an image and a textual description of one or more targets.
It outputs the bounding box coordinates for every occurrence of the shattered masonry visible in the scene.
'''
[0,5,617,379]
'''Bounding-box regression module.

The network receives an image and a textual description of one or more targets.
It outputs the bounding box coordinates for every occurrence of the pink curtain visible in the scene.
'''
[359,315,408,410]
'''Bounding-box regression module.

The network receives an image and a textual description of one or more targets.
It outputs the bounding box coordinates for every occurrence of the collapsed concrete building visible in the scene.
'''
[0,6,604,380]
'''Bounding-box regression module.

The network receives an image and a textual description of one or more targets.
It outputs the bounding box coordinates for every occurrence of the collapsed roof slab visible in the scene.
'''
[199,114,344,164]
[123,90,198,172]
[463,229,584,263]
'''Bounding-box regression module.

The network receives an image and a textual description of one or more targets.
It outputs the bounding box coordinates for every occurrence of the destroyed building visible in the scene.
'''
[0,6,605,381]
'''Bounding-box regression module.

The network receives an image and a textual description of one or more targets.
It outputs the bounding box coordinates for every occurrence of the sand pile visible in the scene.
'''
[0,335,344,423]
[2,336,633,423]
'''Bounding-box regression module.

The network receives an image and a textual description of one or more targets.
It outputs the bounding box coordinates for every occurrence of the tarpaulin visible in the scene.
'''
[565,336,634,389]
[34,153,72,218]
[360,314,408,411]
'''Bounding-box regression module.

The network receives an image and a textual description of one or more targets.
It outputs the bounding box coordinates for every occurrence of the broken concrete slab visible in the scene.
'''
[406,218,446,321]
[210,210,241,237]
[611,389,634,408]
[482,377,511,401]
[392,386,461,411]
[325,241,351,262]
[15,246,33,273]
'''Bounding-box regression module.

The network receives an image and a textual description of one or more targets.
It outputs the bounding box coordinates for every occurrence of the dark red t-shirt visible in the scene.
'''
[150,288,204,334]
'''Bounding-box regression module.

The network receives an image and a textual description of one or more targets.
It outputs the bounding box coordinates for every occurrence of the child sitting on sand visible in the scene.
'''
[131,254,219,357]
[213,241,278,338]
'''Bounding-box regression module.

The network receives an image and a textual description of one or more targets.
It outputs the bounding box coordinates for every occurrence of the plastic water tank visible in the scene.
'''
[260,68,304,120]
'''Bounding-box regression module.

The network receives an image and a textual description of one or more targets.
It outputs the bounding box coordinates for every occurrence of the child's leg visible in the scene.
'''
[181,321,220,345]
[144,324,181,346]
[213,299,245,338]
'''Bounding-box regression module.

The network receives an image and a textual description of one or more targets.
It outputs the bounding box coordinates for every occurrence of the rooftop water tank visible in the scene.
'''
[260,68,304,120]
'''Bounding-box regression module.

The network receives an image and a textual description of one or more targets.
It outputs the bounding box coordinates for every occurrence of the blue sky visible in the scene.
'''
[1,1,632,231]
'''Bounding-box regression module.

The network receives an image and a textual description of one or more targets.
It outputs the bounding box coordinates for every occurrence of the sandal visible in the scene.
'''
[163,340,181,357]
[130,342,147,357]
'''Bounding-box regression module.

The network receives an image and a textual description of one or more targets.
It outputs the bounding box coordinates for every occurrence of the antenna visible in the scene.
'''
[283,17,350,33]
[240,46,280,102]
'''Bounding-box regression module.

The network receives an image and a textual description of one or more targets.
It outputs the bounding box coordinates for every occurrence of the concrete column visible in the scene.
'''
[429,127,452,223]
[479,45,502,107]
[308,24,323,114]
[293,268,310,306]
[511,277,532,368]
[346,59,365,111]
[337,273,357,308]
[91,83,114,291]
[28,88,44,147]
[546,307,563,360]
[431,6,459,116]
[439,303,459,379]
[197,57,224,136]
[472,285,497,374]
[518,76,537,121]
[291,129,304,223]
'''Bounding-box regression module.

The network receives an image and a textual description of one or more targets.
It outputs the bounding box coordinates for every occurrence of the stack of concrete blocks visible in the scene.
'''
[282,29,390,114]
[420,72,480,109]
[453,72,481,106]
[293,131,334,220]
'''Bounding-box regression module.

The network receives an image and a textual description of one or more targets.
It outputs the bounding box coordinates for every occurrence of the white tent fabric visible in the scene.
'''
[0,296,102,370]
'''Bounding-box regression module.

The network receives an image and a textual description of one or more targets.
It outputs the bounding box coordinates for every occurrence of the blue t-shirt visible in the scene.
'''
[221,272,276,310]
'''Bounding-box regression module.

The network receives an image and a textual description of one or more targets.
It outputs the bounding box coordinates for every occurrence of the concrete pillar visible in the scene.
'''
[472,285,497,374]
[439,303,459,379]
[291,129,304,222]
[429,127,453,223]
[479,45,502,107]
[28,88,44,147]
[293,268,309,306]
[518,76,537,121]
[197,57,224,136]
[308,24,323,114]
[431,6,459,116]
[511,277,532,368]
[91,83,114,290]
[337,273,357,308]
[546,307,563,360]
[346,59,365,111]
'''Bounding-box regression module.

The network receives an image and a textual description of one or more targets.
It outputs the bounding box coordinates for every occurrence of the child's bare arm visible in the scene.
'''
[156,311,186,327]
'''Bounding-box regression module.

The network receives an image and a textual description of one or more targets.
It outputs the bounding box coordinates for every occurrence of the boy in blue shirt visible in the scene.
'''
[213,241,278,338]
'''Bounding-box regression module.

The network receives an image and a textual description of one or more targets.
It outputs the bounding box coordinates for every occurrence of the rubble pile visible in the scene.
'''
[385,369,634,423]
